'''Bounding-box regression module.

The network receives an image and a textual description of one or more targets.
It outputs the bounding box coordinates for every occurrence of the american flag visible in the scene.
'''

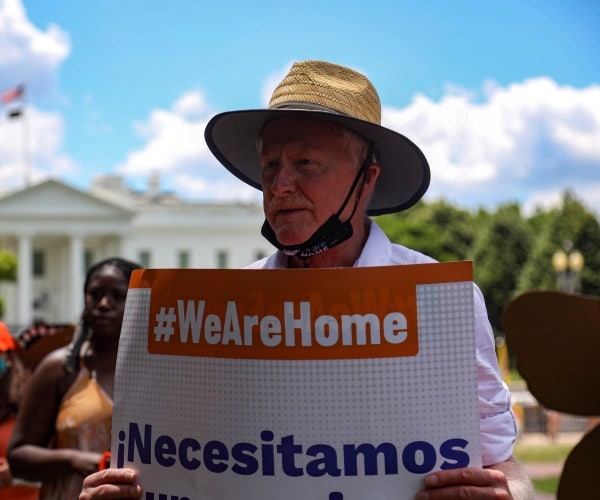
[1,84,24,103]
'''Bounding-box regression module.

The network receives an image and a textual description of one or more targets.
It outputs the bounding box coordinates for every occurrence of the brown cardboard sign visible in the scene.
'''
[503,290,600,499]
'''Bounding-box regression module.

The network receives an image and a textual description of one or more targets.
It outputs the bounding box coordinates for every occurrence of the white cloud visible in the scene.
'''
[0,0,73,192]
[116,91,228,197]
[0,0,70,97]
[171,172,261,203]
[521,183,600,217]
[114,72,600,216]
[173,90,210,119]
[383,77,600,215]
[116,86,269,202]
[521,189,565,216]
[0,107,75,190]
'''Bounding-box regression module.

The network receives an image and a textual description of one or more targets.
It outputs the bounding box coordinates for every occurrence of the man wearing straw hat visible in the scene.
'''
[80,61,533,499]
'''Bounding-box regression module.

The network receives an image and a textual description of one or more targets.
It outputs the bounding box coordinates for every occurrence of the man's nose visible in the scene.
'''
[270,163,297,196]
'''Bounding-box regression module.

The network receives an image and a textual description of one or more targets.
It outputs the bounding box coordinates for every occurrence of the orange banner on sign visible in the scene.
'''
[129,262,472,360]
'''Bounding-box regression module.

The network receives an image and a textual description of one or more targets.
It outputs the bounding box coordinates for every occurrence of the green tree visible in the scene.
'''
[0,249,18,318]
[376,200,475,262]
[514,221,556,293]
[471,204,532,331]
[517,191,600,296]
[570,207,600,296]
[376,191,600,336]
[0,250,17,281]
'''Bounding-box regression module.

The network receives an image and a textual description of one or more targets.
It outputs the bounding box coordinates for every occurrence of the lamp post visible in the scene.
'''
[545,242,584,440]
[551,242,585,293]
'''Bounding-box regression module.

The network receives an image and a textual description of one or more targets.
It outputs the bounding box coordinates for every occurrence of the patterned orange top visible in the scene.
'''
[40,367,112,500]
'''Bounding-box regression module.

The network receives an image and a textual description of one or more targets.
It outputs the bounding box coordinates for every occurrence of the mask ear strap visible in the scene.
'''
[335,142,374,221]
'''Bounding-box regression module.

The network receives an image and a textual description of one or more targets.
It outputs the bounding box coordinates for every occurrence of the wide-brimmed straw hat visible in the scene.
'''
[204,60,430,216]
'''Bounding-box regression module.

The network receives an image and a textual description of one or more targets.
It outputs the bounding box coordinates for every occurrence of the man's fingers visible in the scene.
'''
[80,469,142,499]
[83,469,137,487]
[425,466,507,488]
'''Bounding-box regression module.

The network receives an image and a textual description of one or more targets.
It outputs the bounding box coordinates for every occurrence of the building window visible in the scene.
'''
[178,250,190,268]
[216,250,229,269]
[138,250,151,268]
[33,250,45,277]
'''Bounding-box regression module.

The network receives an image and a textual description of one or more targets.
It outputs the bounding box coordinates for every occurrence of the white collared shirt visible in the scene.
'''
[246,220,517,466]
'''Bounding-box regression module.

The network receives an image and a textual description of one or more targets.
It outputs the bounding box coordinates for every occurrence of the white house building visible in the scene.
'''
[0,175,273,332]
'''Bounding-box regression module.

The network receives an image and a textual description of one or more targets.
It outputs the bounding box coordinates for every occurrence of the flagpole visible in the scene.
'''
[2,84,30,186]
[22,83,31,187]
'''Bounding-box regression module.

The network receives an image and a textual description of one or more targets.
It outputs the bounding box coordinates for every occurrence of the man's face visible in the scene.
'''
[260,117,365,247]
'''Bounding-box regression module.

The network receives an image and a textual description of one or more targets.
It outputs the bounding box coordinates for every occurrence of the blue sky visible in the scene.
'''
[1,0,599,215]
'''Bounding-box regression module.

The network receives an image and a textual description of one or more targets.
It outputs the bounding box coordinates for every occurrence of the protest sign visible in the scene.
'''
[111,262,481,499]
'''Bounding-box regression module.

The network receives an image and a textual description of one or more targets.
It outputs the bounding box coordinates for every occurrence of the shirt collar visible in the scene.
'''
[353,219,392,267]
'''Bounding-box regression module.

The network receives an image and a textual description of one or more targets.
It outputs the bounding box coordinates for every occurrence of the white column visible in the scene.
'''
[17,234,33,328]
[70,233,84,322]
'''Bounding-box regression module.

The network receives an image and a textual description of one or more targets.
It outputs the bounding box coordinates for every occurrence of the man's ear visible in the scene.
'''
[364,164,380,194]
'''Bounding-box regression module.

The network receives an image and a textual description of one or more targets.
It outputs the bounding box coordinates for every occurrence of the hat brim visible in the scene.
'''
[205,109,430,216]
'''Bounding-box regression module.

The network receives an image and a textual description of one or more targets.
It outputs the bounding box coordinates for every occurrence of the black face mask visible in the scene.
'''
[261,143,374,259]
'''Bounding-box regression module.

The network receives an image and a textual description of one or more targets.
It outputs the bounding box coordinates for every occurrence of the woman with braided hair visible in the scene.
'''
[7,257,141,499]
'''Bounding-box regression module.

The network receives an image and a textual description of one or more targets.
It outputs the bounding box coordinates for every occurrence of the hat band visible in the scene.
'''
[270,101,349,117]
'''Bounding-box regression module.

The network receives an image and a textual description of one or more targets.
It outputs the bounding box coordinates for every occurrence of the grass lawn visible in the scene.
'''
[532,476,560,494]
[513,440,574,494]
[513,442,573,462]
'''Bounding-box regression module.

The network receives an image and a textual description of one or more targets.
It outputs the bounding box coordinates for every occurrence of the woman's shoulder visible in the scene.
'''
[30,346,71,379]
[38,345,70,364]
[25,346,79,399]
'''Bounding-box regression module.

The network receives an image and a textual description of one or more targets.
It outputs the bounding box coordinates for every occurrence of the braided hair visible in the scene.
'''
[64,257,142,372]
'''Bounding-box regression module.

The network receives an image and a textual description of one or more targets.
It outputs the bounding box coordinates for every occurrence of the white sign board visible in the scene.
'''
[111,263,481,499]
